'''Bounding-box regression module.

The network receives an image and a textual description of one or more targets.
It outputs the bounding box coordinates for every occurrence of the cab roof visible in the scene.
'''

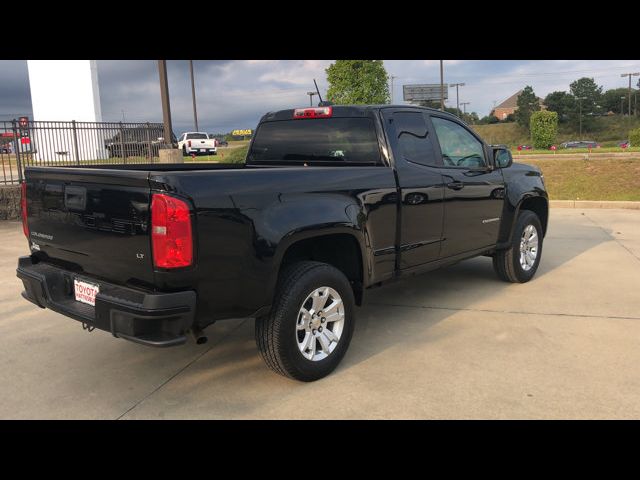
[259,104,459,123]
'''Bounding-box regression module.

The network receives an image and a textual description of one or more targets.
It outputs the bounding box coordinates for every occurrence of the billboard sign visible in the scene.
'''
[403,84,448,102]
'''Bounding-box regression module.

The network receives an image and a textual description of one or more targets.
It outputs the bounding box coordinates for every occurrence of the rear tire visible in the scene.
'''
[493,210,543,283]
[255,261,355,382]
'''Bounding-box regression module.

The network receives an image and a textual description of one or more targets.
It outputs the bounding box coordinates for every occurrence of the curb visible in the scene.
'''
[514,152,640,160]
[550,200,640,210]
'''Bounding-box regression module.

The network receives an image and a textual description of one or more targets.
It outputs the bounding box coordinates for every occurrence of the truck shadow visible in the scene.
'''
[109,213,616,417]
[341,219,612,371]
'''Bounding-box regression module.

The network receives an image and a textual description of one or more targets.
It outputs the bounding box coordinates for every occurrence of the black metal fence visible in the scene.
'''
[0,120,171,185]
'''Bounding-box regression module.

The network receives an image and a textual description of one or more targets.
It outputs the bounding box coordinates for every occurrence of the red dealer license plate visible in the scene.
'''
[74,278,100,306]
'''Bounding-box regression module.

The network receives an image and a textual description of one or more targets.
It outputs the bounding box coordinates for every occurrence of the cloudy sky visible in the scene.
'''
[1,60,639,133]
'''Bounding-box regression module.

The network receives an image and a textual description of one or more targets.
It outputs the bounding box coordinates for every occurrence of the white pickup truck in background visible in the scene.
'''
[178,132,217,156]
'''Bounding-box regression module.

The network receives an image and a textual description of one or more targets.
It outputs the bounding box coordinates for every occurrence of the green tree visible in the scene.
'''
[530,110,558,149]
[325,60,390,105]
[478,115,499,124]
[569,77,602,113]
[516,86,541,130]
[543,91,574,121]
[568,77,603,131]
[461,112,479,124]
[601,88,630,114]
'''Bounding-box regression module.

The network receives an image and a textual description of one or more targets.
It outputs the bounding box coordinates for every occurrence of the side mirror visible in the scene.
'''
[493,148,513,168]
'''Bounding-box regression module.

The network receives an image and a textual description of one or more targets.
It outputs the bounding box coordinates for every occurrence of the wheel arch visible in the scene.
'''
[270,230,367,307]
[498,194,549,248]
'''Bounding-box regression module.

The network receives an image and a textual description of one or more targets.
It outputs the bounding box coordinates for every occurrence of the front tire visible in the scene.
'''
[493,210,543,283]
[255,261,356,382]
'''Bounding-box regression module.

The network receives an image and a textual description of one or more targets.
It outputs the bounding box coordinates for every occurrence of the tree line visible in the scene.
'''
[479,77,640,128]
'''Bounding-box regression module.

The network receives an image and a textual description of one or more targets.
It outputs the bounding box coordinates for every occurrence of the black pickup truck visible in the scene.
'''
[17,105,548,381]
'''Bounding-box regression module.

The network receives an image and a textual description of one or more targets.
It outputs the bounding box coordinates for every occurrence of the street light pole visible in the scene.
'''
[450,83,465,117]
[576,97,586,140]
[157,60,173,146]
[439,61,444,111]
[306,91,317,107]
[621,72,640,117]
[189,60,199,132]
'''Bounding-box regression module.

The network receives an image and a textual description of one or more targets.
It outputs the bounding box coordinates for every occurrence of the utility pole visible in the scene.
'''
[189,60,199,131]
[621,96,626,116]
[390,75,397,104]
[450,82,466,117]
[439,60,444,111]
[460,102,470,115]
[157,60,173,145]
[306,91,317,107]
[577,97,586,140]
[621,72,640,117]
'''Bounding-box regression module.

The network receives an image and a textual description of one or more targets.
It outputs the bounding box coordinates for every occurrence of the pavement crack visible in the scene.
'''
[115,319,249,420]
[367,302,640,321]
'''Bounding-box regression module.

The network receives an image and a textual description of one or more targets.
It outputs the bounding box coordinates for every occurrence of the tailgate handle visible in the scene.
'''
[64,186,87,211]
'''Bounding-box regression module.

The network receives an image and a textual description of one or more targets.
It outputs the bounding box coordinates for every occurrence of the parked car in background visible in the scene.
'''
[105,125,177,158]
[178,132,217,156]
[216,139,229,147]
[619,140,630,148]
[517,145,533,151]
[0,144,11,154]
[561,141,600,149]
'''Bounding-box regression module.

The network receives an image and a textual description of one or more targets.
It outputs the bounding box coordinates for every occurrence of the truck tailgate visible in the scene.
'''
[24,167,155,287]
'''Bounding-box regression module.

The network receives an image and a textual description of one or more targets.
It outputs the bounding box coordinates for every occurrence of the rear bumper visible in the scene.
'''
[16,256,196,347]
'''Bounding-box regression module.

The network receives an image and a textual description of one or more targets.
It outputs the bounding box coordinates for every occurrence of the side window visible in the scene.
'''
[431,116,486,168]
[392,112,439,167]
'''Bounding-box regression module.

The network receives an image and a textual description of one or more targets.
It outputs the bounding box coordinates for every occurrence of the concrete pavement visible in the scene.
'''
[1,208,639,419]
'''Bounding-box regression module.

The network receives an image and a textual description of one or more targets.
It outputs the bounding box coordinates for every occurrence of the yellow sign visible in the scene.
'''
[232,129,252,136]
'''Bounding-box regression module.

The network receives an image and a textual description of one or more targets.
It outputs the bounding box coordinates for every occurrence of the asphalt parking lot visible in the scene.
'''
[1,208,639,419]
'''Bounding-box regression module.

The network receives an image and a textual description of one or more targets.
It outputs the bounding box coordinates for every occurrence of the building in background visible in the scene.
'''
[27,60,108,161]
[490,90,546,120]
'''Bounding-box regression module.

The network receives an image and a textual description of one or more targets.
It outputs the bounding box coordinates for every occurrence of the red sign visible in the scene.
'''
[20,137,30,144]
[550,145,557,151]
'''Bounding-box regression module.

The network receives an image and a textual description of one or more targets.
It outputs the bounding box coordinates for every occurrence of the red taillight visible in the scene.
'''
[188,140,192,147]
[21,181,29,238]
[293,107,332,119]
[151,194,193,269]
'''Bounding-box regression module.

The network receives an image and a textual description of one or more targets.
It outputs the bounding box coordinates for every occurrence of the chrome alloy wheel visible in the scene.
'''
[296,286,345,361]
[519,224,539,271]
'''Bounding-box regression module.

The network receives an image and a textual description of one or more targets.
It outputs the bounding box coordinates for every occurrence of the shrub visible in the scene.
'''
[629,128,640,147]
[530,110,558,149]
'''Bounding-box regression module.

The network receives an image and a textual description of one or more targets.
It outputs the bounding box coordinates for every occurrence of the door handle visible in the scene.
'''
[446,181,464,191]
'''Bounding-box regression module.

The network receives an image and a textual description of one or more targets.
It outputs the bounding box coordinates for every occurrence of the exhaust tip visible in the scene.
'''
[190,327,208,345]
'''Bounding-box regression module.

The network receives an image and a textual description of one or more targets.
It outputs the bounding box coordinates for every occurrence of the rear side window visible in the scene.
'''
[391,112,439,167]
[186,133,208,140]
[248,118,382,165]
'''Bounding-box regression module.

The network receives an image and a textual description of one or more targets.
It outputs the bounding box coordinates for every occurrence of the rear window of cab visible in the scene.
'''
[248,118,382,165]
